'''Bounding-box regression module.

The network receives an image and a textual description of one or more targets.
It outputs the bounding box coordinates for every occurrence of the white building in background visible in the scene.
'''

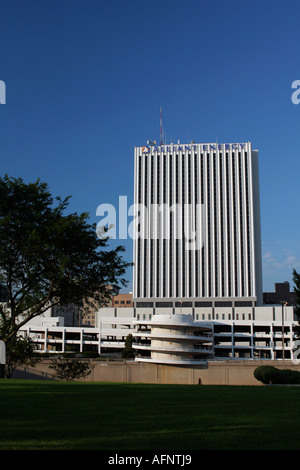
[18,140,300,364]
[133,141,262,308]
[20,304,299,362]
[134,314,214,365]
[131,140,298,364]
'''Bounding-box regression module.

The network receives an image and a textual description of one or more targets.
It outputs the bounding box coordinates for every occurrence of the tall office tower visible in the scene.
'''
[133,142,263,307]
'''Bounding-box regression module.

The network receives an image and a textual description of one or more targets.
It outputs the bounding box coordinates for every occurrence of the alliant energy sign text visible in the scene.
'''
[141,142,248,154]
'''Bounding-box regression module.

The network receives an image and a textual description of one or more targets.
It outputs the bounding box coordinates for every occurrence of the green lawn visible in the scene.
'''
[0,379,299,450]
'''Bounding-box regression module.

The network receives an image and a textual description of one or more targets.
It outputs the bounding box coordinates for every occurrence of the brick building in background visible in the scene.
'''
[111,293,133,308]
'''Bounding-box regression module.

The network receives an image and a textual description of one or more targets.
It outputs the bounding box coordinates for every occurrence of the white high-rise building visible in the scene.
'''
[20,140,298,364]
[133,141,263,308]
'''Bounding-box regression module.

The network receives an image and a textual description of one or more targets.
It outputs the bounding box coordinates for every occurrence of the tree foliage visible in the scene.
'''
[49,356,94,381]
[0,175,131,344]
[4,334,41,378]
[254,365,300,385]
[292,268,300,318]
[292,269,300,356]
[122,333,135,359]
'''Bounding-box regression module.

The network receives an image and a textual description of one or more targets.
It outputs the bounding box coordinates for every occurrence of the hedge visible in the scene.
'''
[254,365,300,385]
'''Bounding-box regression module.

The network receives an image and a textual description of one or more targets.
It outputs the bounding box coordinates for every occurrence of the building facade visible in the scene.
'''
[20,304,299,362]
[263,282,296,306]
[111,293,133,308]
[133,142,263,308]
[17,140,299,367]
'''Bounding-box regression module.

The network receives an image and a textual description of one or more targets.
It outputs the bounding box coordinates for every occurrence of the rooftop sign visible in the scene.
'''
[141,142,248,154]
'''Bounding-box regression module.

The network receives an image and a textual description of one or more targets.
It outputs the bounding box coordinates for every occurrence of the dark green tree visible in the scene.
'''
[49,356,94,381]
[292,269,300,318]
[4,334,41,378]
[122,333,135,359]
[0,175,131,344]
[292,269,300,356]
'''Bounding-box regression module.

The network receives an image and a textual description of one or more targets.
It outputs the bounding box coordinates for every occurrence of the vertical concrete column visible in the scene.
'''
[250,323,254,359]
[270,323,274,360]
[62,328,66,353]
[45,328,48,353]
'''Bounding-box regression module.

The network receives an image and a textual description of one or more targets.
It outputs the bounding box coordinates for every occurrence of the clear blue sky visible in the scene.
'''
[1,0,300,293]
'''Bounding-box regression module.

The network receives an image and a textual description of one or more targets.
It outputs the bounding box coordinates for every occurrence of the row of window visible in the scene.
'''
[135,151,254,299]
[195,313,252,321]
[136,313,252,321]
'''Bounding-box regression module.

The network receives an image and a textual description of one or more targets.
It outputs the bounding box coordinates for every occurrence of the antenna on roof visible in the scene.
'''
[160,106,164,146]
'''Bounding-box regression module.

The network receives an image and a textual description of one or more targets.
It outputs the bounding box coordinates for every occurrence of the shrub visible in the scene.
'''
[254,366,281,384]
[49,356,94,381]
[279,369,300,384]
[122,334,135,359]
[254,365,300,384]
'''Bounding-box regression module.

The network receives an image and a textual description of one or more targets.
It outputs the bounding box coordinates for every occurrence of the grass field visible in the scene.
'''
[0,379,299,450]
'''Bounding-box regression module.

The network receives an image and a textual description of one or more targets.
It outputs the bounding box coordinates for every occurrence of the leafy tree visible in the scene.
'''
[49,356,94,381]
[253,366,282,384]
[122,333,135,359]
[254,365,300,384]
[292,269,300,356]
[4,334,41,378]
[0,175,131,344]
[293,269,300,318]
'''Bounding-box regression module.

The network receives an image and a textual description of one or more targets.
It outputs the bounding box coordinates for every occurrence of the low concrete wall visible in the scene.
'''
[13,359,300,385]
